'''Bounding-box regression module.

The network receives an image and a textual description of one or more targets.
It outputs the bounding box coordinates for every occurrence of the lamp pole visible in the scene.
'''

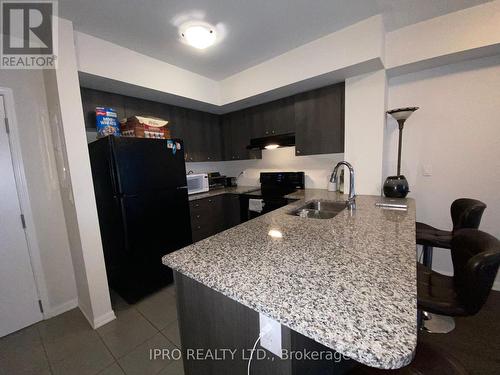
[397,119,405,176]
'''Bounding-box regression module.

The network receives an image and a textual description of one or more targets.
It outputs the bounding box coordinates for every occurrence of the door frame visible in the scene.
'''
[0,87,50,318]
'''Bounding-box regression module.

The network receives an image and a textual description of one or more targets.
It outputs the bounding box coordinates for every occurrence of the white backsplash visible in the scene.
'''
[185,146,344,189]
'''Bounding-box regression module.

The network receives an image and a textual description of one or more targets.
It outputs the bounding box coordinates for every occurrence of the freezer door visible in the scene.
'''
[120,188,192,264]
[112,137,188,194]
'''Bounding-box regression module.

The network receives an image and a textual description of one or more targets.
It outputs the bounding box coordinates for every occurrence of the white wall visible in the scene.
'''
[344,70,387,195]
[186,147,344,189]
[386,54,500,288]
[386,0,500,74]
[0,70,77,316]
[45,18,115,328]
[219,15,385,104]
[75,31,221,106]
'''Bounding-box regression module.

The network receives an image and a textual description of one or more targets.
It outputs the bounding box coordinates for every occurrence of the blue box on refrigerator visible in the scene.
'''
[96,107,120,137]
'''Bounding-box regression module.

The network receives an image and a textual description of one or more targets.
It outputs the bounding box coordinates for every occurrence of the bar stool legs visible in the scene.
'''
[422,311,456,333]
[420,246,456,333]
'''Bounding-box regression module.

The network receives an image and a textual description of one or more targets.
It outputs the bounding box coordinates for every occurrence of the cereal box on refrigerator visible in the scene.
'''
[95,107,120,137]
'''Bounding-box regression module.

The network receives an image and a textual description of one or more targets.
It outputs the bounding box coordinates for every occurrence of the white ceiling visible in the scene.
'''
[61,0,490,80]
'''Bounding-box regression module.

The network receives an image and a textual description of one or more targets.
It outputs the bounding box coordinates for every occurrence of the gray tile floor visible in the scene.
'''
[0,285,184,375]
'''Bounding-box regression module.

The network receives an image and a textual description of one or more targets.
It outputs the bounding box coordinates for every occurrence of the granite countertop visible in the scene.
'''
[163,189,417,369]
[188,186,260,201]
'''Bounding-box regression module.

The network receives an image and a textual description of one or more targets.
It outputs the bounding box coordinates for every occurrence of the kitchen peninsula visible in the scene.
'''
[163,191,417,374]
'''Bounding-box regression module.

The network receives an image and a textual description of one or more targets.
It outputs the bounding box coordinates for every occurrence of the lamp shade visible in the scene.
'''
[387,107,419,122]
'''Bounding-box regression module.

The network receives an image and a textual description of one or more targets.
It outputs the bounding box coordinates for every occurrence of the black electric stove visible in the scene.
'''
[240,172,305,220]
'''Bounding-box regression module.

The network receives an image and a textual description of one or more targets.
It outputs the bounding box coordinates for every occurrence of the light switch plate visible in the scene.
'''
[259,313,282,358]
[422,163,432,176]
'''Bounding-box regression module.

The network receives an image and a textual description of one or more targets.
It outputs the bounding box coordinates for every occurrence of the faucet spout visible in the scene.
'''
[331,161,356,209]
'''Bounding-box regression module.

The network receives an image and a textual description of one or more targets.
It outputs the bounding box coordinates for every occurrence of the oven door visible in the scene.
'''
[242,195,290,221]
[262,197,289,213]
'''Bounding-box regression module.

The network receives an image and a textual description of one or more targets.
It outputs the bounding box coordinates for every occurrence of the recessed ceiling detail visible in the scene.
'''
[61,0,490,80]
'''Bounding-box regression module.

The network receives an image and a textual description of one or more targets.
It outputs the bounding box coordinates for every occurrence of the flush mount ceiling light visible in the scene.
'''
[180,22,216,49]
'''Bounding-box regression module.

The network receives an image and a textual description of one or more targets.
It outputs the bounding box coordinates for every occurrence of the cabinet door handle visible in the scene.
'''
[196,214,200,219]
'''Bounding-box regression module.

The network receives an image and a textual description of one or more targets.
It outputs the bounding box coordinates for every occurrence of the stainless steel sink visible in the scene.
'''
[290,200,347,219]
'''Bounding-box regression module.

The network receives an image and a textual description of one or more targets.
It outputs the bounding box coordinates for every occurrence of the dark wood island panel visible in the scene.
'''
[174,271,356,375]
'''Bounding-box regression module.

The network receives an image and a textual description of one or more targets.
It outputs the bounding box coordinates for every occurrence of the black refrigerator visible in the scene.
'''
[89,136,192,303]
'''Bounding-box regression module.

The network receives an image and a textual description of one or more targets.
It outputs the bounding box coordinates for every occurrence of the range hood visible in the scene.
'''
[246,133,295,150]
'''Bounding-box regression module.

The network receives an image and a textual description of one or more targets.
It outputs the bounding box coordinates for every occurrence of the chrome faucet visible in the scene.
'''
[330,161,356,209]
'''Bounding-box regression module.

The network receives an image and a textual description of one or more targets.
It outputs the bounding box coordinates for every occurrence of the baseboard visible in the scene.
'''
[44,298,78,319]
[92,310,116,329]
[493,279,500,292]
[76,302,115,329]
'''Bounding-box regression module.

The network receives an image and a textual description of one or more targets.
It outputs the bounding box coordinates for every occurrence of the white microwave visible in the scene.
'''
[186,173,209,195]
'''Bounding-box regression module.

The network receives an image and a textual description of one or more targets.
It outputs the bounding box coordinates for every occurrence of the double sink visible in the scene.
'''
[289,200,347,219]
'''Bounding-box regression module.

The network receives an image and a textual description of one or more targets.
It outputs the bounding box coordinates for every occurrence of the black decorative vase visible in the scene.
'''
[383,175,409,198]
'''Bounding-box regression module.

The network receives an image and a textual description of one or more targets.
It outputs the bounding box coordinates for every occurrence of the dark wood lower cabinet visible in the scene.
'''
[189,194,242,243]
[174,271,356,375]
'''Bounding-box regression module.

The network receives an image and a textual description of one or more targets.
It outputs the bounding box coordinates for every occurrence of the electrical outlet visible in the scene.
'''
[259,313,282,358]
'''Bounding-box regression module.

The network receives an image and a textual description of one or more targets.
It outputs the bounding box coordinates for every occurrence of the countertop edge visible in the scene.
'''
[188,186,260,201]
[164,261,417,370]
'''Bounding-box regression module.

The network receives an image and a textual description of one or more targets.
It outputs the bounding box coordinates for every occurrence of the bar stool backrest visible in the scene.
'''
[451,228,500,315]
[450,198,487,233]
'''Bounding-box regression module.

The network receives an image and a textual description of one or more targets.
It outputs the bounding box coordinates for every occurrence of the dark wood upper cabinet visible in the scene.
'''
[206,114,223,161]
[168,106,188,140]
[81,81,344,161]
[80,88,126,129]
[81,88,222,163]
[185,110,223,162]
[251,96,295,138]
[184,109,204,162]
[222,110,261,161]
[294,83,344,156]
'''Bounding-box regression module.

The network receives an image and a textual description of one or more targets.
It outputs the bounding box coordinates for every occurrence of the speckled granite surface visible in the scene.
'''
[163,190,417,369]
[188,186,259,201]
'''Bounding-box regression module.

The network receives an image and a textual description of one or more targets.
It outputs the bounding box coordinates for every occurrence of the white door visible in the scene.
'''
[0,95,43,337]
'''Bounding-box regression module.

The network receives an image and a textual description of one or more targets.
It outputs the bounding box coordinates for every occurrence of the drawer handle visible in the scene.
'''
[196,214,200,219]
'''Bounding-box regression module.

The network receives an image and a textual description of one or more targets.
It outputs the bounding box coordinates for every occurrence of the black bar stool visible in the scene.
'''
[416,198,486,268]
[418,228,500,333]
[416,198,487,333]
